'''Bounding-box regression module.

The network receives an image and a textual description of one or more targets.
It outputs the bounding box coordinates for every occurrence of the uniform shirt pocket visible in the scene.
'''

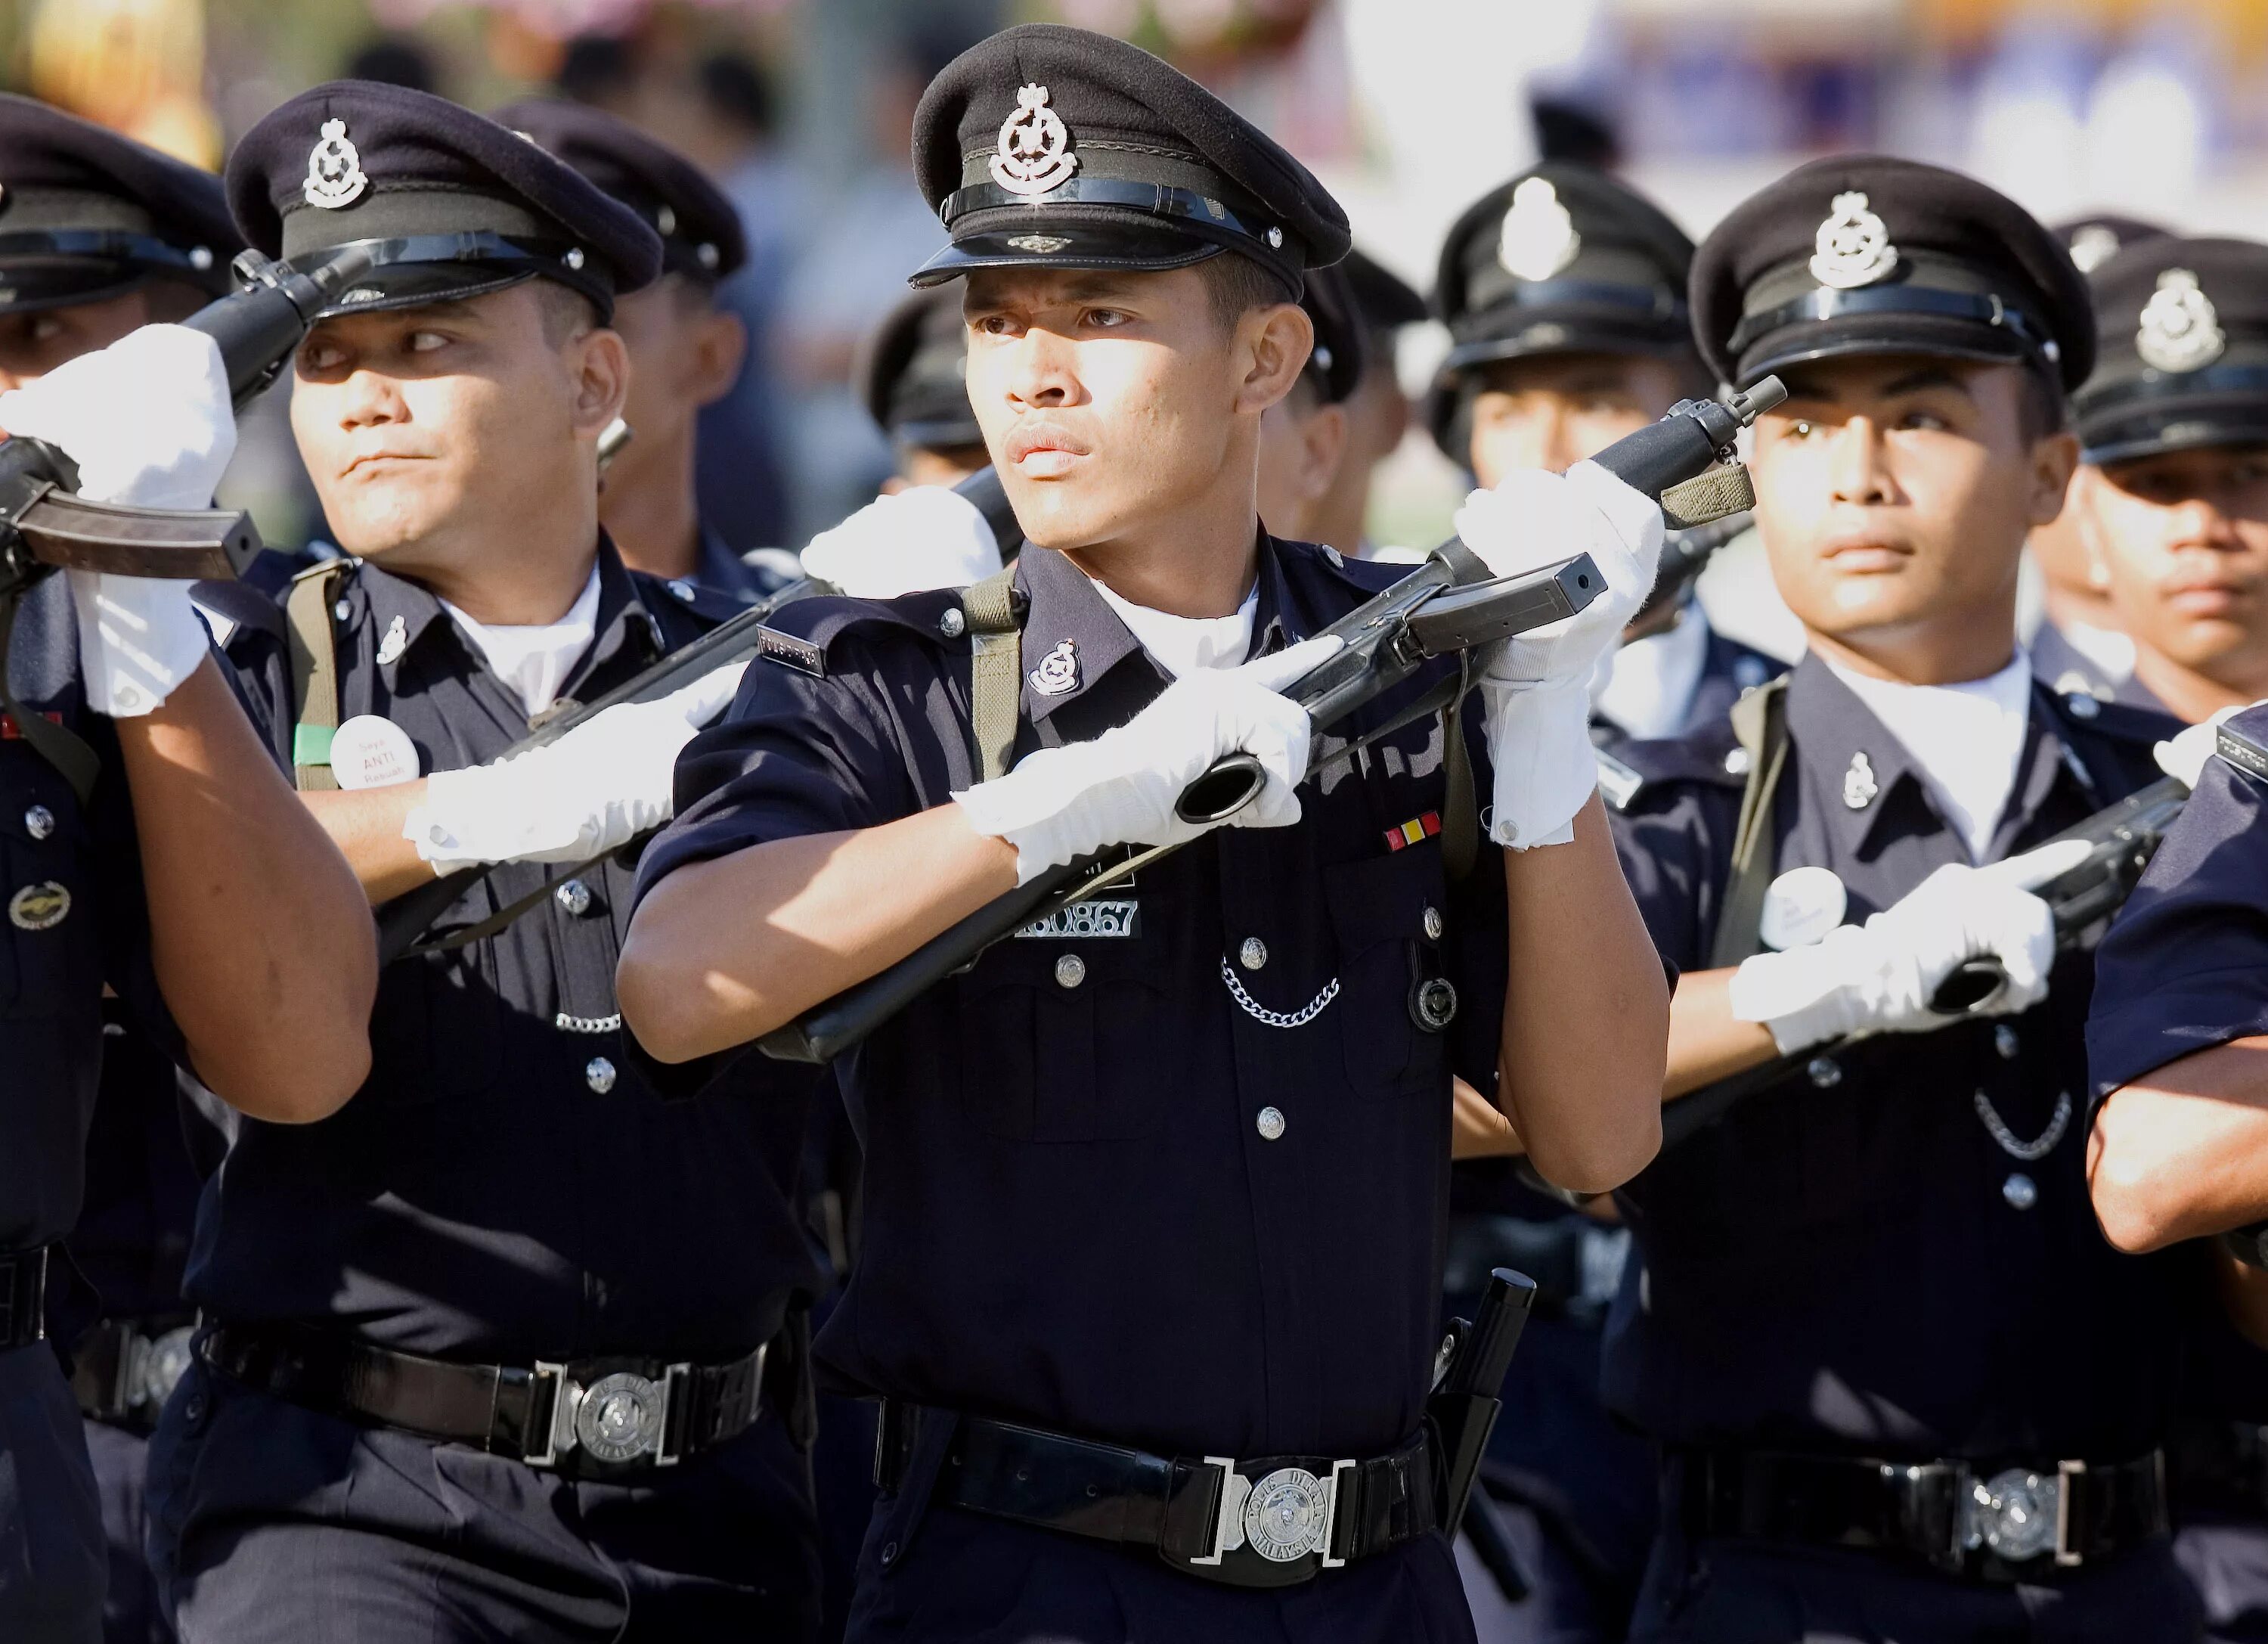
[1325,847,1453,1097]
[0,760,96,1019]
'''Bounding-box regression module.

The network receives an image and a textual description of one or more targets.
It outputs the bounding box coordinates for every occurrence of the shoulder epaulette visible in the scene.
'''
[2217,713,2268,786]
[753,588,971,675]
[1597,722,1748,811]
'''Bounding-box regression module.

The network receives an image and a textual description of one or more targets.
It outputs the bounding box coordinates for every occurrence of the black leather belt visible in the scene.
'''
[202,1321,768,1477]
[873,1399,1442,1590]
[72,1314,196,1428]
[1676,1446,2170,1578]
[0,1244,53,1351]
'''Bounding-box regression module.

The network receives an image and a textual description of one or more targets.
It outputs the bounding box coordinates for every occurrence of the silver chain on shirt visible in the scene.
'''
[1972,1089,2071,1162]
[1219,959,1339,1028]
[555,1012,623,1034]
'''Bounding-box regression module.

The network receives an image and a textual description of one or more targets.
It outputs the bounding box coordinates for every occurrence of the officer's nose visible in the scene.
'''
[1003,327,1082,411]
[2167,495,2242,556]
[336,367,407,430]
[1534,405,1581,476]
[1826,415,1897,507]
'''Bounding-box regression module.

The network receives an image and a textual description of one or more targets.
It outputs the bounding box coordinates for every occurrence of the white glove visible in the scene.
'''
[1452,461,1662,848]
[1727,842,2089,1055]
[798,486,1002,598]
[954,635,1341,885]
[2156,705,2252,789]
[0,326,237,716]
[404,661,746,868]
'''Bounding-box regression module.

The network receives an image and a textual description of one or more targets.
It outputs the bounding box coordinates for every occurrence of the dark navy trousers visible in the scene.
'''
[145,1355,821,1643]
[84,1417,167,1644]
[2177,1516,2268,1642]
[0,1343,104,1643]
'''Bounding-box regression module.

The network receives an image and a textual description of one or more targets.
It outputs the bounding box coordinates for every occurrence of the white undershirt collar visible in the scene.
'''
[1089,575,1259,678]
[440,563,602,718]
[1591,609,1712,742]
[1824,650,2034,863]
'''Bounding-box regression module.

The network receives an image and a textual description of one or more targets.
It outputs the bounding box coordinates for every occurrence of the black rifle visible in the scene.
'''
[370,467,1025,964]
[757,377,1788,1065]
[1431,1267,1540,1531]
[0,246,376,601]
[1659,773,2191,1152]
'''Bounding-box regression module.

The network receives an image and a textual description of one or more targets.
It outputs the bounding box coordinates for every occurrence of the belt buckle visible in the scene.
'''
[1959,1462,2076,1567]
[1190,1455,1353,1571]
[118,1325,197,1418]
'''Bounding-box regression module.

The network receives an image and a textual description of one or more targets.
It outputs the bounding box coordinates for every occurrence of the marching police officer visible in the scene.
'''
[2079,240,2268,1644]
[618,23,1670,1642]
[0,96,379,1644]
[2028,214,2170,702]
[494,96,796,599]
[2062,237,2268,723]
[857,283,989,492]
[1312,249,1424,561]
[1604,157,2199,1639]
[142,82,828,1642]
[1428,164,1780,756]
[1253,257,1367,542]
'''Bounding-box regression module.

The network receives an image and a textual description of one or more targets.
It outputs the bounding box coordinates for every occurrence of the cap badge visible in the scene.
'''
[1497,177,1581,283]
[304,119,369,211]
[2068,224,2122,274]
[990,84,1078,199]
[1027,637,1080,696]
[1809,191,1898,290]
[2136,268,2225,374]
[1007,234,1072,255]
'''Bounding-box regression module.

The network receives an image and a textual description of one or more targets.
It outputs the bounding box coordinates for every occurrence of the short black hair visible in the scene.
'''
[531,277,602,346]
[557,35,637,105]
[2019,363,2068,440]
[699,53,776,138]
[345,36,438,94]
[1197,252,1295,330]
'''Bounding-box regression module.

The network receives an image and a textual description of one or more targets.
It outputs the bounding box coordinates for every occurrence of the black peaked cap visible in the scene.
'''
[2074,236,2268,466]
[1433,163,1695,371]
[0,94,237,312]
[493,98,745,282]
[856,284,981,448]
[1341,247,1425,335]
[1691,154,2093,394]
[228,81,661,321]
[908,23,1349,294]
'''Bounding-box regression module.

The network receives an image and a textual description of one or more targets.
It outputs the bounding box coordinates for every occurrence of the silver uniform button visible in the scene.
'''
[1054,954,1086,988]
[585,1056,617,1094]
[1239,937,1268,971]
[1422,906,1444,941]
[23,805,53,841]
[555,879,593,917]
[1322,545,1343,567]
[1256,1106,1286,1140]
[1994,1024,2020,1060]
[2002,1172,2038,1211]
[333,598,352,622]
[1807,1056,1842,1089]
[1724,747,1752,776]
[2065,691,2101,720]
[939,607,967,639]
[669,579,697,603]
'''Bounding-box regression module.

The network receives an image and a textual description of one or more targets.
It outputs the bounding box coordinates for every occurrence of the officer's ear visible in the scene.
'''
[2024,424,2081,532]
[1235,300,1315,419]
[565,324,631,439]
[2068,465,2118,591]
[1290,397,1349,504]
[684,306,747,410]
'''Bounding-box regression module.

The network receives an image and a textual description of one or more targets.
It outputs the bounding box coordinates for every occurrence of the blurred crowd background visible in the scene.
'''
[10,0,2268,603]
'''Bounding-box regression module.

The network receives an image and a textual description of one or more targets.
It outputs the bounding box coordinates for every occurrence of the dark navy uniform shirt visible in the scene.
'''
[634,533,1509,1463]
[190,537,826,1363]
[2087,699,2268,1108]
[1,572,177,1257]
[1605,653,2193,1463]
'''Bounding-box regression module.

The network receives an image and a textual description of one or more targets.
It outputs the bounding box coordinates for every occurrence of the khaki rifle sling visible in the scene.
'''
[284,560,346,793]
[1706,678,1792,971]
[1440,670,1478,882]
[961,566,1023,782]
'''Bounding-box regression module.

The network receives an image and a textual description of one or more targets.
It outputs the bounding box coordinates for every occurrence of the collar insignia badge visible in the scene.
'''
[1498,177,1581,282]
[1027,637,1080,696]
[2136,268,2225,374]
[990,84,1079,199]
[1842,749,1879,811]
[1810,191,1898,290]
[304,119,369,210]
[376,613,409,666]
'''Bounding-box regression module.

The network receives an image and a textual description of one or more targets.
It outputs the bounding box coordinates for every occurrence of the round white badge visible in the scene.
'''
[1758,865,1848,952]
[328,715,421,790]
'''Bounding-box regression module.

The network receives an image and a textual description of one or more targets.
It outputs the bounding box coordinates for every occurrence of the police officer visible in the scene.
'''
[856,283,990,492]
[1605,157,2198,1639]
[1313,249,1424,560]
[617,23,1671,1642]
[2028,215,2170,701]
[0,97,378,1644]
[142,82,828,1642]
[493,96,794,598]
[1429,163,1780,755]
[2060,237,2268,724]
[1253,257,1365,542]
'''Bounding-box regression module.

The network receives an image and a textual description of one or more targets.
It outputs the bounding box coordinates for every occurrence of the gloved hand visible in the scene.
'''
[0,325,237,716]
[2156,706,2251,789]
[799,485,1002,598]
[1452,461,1662,848]
[1727,842,2089,1055]
[954,635,1341,885]
[404,661,746,868]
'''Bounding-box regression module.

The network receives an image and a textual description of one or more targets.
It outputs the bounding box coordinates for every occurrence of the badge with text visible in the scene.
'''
[1758,865,1848,951]
[327,714,421,790]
